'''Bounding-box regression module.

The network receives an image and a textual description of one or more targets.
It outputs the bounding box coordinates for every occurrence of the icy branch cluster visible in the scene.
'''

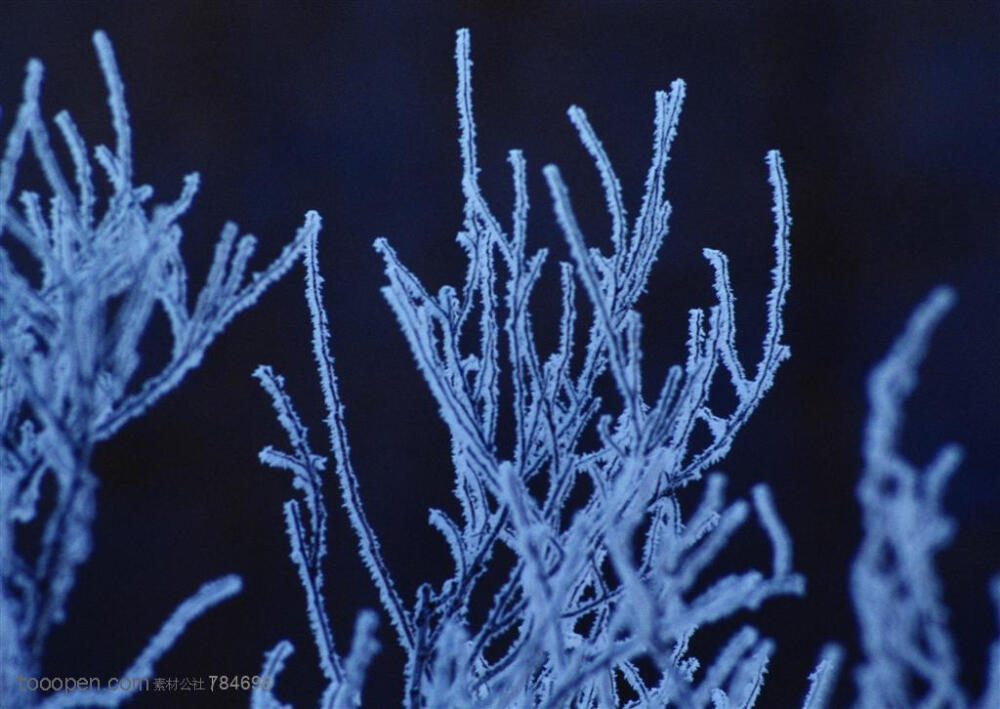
[3,23,995,709]
[257,29,805,707]
[0,32,315,707]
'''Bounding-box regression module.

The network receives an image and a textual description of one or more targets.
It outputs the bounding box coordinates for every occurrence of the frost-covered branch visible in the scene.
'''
[253,362,384,708]
[0,30,311,707]
[847,287,1000,709]
[262,27,800,707]
[795,289,1000,708]
[37,576,242,709]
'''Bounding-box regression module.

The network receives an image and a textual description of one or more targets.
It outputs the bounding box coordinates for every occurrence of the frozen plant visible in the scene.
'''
[839,287,1000,709]
[797,289,1000,709]
[251,360,381,709]
[0,31,319,707]
[256,28,805,707]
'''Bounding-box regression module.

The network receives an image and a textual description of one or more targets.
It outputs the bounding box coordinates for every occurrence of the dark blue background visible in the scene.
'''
[2,2,997,707]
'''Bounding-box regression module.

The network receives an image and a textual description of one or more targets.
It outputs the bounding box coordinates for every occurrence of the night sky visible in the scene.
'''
[2,2,998,707]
